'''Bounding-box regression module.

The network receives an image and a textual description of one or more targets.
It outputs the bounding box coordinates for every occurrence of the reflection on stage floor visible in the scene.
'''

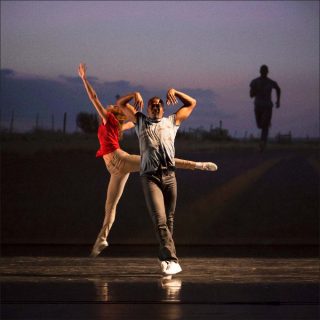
[1,253,319,320]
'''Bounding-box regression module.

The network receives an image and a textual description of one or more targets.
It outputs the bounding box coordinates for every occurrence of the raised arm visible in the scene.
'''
[116,92,144,123]
[78,63,107,122]
[166,88,197,125]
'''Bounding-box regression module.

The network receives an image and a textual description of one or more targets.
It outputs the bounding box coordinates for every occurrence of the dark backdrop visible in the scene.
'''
[1,137,319,246]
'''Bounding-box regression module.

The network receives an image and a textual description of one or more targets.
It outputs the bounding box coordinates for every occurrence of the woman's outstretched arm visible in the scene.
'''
[78,63,107,122]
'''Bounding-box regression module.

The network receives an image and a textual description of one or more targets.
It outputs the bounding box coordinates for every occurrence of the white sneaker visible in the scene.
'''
[163,261,182,275]
[90,240,108,257]
[160,261,169,273]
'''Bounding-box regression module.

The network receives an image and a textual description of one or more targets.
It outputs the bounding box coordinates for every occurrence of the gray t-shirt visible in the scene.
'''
[135,112,179,175]
[250,77,280,107]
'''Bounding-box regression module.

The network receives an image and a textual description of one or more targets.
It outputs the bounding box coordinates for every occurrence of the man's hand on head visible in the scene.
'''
[134,92,144,111]
[166,88,178,106]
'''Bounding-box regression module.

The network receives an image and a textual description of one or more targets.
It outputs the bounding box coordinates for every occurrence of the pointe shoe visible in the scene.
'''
[90,240,108,257]
[196,162,218,171]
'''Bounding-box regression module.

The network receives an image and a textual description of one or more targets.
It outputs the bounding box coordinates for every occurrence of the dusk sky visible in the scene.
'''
[1,1,319,137]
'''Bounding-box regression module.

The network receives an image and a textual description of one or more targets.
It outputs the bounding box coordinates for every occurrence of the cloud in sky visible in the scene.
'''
[0,69,225,132]
[1,68,319,137]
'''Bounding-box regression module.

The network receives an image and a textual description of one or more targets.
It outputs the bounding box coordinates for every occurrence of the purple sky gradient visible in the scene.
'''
[1,1,319,137]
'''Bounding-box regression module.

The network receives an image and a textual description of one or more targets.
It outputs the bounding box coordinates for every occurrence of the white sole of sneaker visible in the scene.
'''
[163,265,182,275]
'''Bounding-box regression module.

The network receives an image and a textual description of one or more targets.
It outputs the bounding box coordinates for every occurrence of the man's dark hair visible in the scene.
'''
[260,65,269,75]
[148,96,164,107]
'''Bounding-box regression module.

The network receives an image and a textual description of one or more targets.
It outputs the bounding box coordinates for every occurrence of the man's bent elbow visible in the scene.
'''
[191,98,197,107]
[116,99,124,109]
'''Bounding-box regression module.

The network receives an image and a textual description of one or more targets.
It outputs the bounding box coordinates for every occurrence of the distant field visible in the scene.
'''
[1,131,318,155]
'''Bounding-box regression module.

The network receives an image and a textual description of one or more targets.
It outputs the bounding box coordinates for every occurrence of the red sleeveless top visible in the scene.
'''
[96,112,120,158]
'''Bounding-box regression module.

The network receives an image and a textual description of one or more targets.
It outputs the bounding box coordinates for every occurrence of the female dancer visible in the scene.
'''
[78,63,218,257]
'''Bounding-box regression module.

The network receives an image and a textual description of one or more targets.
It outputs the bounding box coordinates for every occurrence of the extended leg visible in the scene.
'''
[175,158,218,171]
[91,173,130,257]
[123,153,218,172]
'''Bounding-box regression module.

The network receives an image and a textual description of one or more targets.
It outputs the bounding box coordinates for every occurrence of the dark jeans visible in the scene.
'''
[141,170,178,262]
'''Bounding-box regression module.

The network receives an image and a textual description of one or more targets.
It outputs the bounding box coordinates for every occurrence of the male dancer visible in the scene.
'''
[117,89,206,275]
[250,65,281,152]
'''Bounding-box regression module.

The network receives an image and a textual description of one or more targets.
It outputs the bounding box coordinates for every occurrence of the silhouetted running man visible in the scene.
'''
[250,65,281,152]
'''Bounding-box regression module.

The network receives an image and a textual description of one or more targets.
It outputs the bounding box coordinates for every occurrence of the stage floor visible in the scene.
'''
[1,252,319,320]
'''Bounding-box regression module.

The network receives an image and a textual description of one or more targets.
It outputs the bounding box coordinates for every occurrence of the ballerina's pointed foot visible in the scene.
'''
[90,240,109,257]
[196,162,218,171]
